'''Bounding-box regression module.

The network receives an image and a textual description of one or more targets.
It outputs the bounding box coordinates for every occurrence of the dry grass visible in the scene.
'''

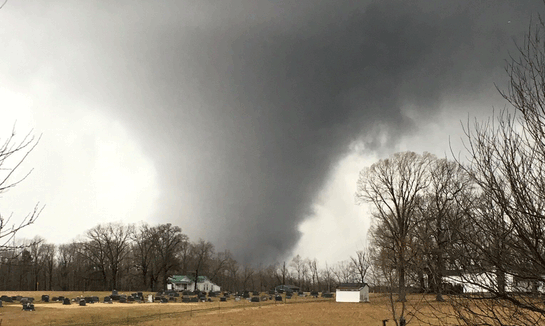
[0,291,458,326]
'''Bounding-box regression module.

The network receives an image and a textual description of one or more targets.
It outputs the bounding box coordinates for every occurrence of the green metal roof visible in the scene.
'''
[168,275,209,284]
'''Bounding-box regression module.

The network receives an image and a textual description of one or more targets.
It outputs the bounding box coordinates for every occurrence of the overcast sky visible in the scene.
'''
[0,0,540,266]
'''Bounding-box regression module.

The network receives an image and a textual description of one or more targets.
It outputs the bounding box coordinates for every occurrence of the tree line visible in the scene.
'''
[0,222,371,293]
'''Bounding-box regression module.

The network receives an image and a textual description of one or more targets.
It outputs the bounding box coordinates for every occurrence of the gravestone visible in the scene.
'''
[111,294,120,301]
[242,292,250,298]
[310,291,319,298]
[41,295,49,302]
[234,296,241,302]
[137,292,143,299]
[21,297,34,304]
[92,296,99,303]
[251,296,260,302]
[298,291,304,297]
[112,289,118,296]
[182,296,190,303]
[220,297,227,302]
[183,290,191,296]
[22,303,35,311]
[127,296,135,302]
[161,297,168,303]
[63,298,71,305]
[119,296,127,303]
[190,297,198,303]
[103,296,112,304]
[1,295,11,303]
[275,295,282,301]
[252,291,259,296]
[147,294,153,303]
[84,297,93,304]
[208,291,216,297]
[79,299,86,306]
[322,292,333,298]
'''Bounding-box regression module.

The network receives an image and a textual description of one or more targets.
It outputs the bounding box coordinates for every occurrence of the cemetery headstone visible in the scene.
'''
[275,295,282,301]
[147,294,153,303]
[79,299,86,306]
[161,297,168,303]
[220,297,227,302]
[22,303,35,311]
[103,296,112,304]
[41,295,49,302]
[63,298,71,305]
[190,297,198,303]
[182,296,190,303]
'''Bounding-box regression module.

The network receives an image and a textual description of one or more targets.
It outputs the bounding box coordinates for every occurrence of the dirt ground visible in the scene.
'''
[0,291,456,325]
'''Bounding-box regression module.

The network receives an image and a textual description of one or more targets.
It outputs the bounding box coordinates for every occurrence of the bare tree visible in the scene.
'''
[350,249,371,285]
[0,128,43,248]
[357,151,433,302]
[83,223,133,290]
[415,158,473,301]
[190,239,214,291]
[131,223,156,290]
[151,223,188,289]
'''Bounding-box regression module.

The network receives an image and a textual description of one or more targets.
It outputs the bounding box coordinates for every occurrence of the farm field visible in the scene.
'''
[0,292,457,325]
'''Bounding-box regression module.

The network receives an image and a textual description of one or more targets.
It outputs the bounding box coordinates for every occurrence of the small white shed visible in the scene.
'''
[336,283,369,303]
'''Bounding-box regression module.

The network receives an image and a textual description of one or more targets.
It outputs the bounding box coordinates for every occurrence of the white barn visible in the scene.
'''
[167,275,221,292]
[336,283,369,303]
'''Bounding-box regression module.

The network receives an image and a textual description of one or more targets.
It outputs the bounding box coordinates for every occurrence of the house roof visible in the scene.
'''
[168,275,210,284]
[337,283,368,290]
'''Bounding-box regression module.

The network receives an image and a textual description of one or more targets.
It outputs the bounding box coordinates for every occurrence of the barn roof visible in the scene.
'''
[337,283,368,290]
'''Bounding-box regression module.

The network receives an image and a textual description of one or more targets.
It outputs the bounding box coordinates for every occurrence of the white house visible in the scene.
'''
[336,283,369,303]
[167,275,221,292]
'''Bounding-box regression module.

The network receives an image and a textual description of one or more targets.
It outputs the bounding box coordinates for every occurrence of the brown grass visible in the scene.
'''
[0,291,458,326]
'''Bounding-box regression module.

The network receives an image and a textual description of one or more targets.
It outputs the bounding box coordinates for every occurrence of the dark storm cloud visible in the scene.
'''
[17,0,540,263]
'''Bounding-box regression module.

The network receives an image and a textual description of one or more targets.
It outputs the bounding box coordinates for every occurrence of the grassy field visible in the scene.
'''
[0,291,457,325]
